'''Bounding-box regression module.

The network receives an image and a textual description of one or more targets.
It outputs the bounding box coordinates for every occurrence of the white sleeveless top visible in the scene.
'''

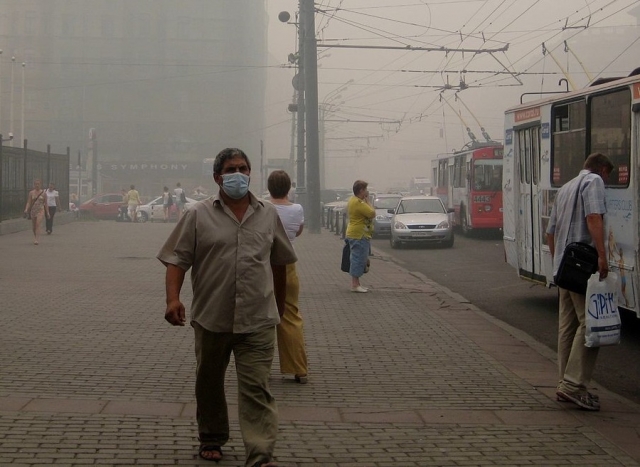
[274,203,304,242]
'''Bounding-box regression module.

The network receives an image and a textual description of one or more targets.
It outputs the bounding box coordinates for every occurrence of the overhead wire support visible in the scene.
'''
[454,93,493,142]
[316,43,509,54]
[542,42,577,91]
[440,94,477,144]
[564,40,593,82]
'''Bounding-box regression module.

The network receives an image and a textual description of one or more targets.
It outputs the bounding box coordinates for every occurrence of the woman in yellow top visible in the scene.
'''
[345,180,375,293]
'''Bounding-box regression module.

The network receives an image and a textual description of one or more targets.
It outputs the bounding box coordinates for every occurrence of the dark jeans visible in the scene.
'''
[46,206,57,232]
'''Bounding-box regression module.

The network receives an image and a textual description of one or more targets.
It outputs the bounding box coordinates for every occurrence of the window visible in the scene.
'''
[177,17,191,39]
[25,11,37,36]
[101,15,115,37]
[438,159,448,188]
[551,100,586,186]
[62,15,76,37]
[516,126,540,186]
[453,155,466,188]
[473,160,502,191]
[590,89,630,187]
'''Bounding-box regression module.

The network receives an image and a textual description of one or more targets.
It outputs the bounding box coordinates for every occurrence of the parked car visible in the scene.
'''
[136,195,198,223]
[78,193,125,220]
[372,193,402,238]
[389,196,454,248]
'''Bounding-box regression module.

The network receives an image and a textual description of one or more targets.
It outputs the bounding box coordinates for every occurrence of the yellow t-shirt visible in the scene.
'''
[127,189,141,205]
[345,195,375,240]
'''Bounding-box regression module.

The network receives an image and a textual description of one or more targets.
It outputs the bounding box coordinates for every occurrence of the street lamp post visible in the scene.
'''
[0,50,3,133]
[9,56,15,147]
[20,62,25,148]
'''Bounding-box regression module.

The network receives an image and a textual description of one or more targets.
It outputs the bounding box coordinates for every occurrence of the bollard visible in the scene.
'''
[341,211,347,238]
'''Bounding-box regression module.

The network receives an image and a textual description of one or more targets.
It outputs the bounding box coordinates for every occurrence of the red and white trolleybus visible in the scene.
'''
[431,142,504,234]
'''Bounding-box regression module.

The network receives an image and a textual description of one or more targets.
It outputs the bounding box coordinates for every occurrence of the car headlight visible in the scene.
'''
[393,221,407,229]
[375,214,387,220]
[436,220,450,229]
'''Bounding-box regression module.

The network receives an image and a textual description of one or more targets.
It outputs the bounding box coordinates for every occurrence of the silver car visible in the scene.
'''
[372,194,402,238]
[389,196,454,248]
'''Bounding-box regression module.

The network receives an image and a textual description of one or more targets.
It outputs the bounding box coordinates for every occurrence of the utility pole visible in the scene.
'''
[301,0,320,233]
[295,4,306,203]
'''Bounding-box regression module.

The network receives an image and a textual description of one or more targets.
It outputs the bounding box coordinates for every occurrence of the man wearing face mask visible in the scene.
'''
[157,148,297,467]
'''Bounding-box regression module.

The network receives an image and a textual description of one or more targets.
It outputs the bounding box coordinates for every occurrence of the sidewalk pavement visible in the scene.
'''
[1,218,639,466]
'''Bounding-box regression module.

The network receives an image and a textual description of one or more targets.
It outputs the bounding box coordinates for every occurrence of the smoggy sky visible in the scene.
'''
[262,0,639,191]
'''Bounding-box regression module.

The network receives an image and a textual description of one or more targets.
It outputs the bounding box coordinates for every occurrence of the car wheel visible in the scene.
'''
[443,233,454,248]
[138,211,148,223]
[390,235,398,249]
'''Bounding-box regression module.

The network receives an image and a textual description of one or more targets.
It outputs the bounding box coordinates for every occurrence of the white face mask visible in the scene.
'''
[221,173,250,199]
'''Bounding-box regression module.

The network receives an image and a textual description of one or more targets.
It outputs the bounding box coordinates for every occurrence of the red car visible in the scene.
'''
[78,193,125,220]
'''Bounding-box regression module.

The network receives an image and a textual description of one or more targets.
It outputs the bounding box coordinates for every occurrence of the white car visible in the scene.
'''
[389,196,454,248]
[136,195,198,223]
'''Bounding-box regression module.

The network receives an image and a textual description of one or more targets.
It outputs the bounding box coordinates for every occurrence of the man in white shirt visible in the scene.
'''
[45,182,61,234]
[174,182,186,221]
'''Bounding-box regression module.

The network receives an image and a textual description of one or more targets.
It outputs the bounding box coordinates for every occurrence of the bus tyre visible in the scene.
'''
[460,208,471,236]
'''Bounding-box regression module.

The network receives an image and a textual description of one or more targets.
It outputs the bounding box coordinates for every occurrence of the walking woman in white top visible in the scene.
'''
[268,170,309,384]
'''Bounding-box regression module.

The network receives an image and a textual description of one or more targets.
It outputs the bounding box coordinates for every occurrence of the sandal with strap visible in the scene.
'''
[199,444,223,463]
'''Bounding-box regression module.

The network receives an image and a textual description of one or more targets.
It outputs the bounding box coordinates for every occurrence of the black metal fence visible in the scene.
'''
[0,140,70,221]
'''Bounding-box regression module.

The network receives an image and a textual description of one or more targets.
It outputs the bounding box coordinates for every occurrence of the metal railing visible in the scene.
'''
[0,140,70,221]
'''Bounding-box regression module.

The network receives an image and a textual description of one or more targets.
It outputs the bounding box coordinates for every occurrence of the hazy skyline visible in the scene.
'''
[264,0,640,190]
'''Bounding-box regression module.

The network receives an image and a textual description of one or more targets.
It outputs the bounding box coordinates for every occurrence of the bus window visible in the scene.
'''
[551,100,586,186]
[532,126,540,185]
[590,88,631,187]
[473,159,502,191]
[518,130,531,184]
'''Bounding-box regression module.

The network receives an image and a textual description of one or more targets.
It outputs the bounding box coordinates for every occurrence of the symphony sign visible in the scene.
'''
[97,161,200,176]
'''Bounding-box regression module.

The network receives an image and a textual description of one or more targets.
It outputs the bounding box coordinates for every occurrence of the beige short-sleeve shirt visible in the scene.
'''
[157,192,297,333]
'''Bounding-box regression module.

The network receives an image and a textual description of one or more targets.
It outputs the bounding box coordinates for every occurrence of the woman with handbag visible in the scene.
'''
[24,179,49,245]
[345,180,375,293]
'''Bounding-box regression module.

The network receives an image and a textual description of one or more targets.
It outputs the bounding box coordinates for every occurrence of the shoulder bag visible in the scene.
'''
[554,177,599,294]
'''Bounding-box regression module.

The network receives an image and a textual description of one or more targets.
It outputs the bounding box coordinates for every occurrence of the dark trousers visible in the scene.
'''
[193,323,278,466]
[46,207,57,232]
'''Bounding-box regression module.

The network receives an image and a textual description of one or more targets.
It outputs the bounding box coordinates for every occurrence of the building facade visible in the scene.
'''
[0,0,267,198]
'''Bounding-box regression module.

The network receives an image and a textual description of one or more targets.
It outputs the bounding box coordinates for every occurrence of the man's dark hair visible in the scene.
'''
[584,152,614,173]
[353,180,368,196]
[213,148,251,175]
[130,184,135,190]
[268,170,291,199]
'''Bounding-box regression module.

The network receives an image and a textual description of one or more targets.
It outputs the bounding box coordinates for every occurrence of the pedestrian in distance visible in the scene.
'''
[158,148,297,467]
[174,182,186,222]
[345,180,375,293]
[126,185,142,223]
[546,152,614,412]
[24,178,49,245]
[162,186,173,222]
[44,182,61,234]
[267,170,308,385]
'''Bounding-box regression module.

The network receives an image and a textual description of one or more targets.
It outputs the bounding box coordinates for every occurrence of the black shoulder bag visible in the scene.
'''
[554,177,599,294]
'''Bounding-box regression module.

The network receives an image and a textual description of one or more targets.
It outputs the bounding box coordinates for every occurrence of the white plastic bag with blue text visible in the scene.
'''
[584,272,621,348]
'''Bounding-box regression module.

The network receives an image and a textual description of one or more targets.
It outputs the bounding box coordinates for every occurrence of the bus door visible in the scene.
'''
[515,125,544,282]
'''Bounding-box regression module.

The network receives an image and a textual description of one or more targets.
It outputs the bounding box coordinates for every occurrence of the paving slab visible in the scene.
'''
[1,219,639,465]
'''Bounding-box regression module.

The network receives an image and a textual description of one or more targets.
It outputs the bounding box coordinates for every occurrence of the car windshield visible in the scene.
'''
[397,199,445,214]
[375,197,401,209]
